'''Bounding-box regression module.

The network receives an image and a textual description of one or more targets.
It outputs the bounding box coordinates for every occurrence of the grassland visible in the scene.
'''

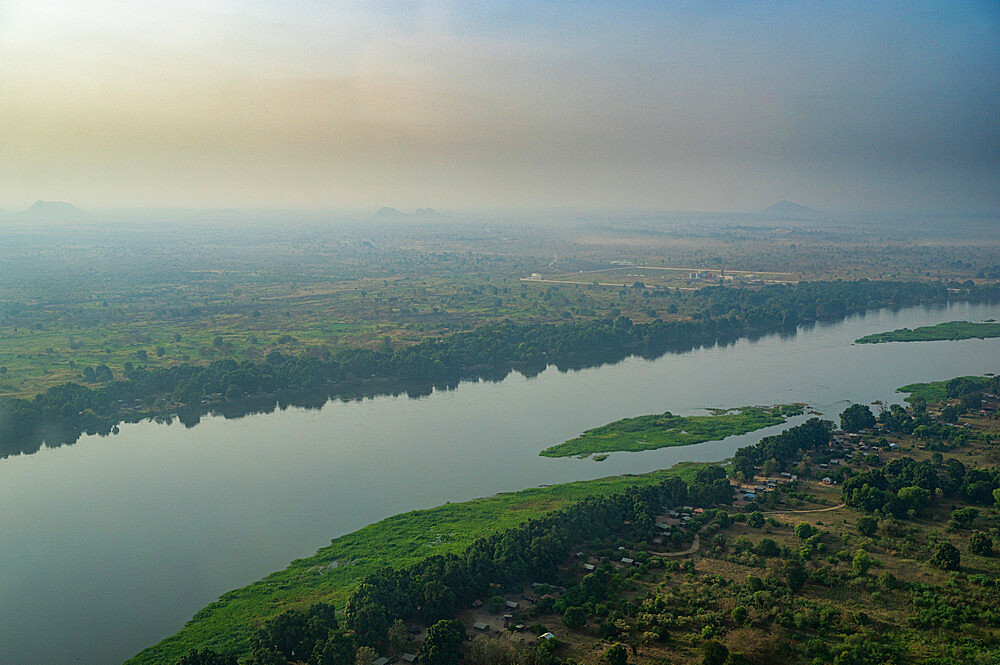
[126,464,701,665]
[897,374,995,403]
[856,320,1000,344]
[539,405,804,458]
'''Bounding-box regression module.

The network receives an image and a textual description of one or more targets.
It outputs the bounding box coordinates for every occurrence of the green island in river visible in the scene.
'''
[855,320,1000,344]
[539,404,805,458]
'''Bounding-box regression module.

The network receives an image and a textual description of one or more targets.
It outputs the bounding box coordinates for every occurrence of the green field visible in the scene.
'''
[539,405,804,458]
[126,464,700,665]
[855,320,1000,344]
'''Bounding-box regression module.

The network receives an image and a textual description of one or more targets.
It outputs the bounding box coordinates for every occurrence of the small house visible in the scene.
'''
[540,632,556,641]
[621,557,635,565]
[583,563,595,571]
[506,600,519,610]
[402,654,418,663]
[822,476,833,485]
[473,621,490,632]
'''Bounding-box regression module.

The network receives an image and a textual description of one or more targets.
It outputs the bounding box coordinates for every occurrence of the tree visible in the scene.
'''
[563,606,587,629]
[856,516,877,537]
[388,619,408,652]
[950,507,979,528]
[794,522,816,539]
[746,511,764,528]
[177,649,237,665]
[783,559,807,592]
[419,619,466,665]
[840,404,876,433]
[603,643,628,665]
[969,531,993,557]
[314,632,356,665]
[852,549,871,576]
[930,543,961,570]
[702,640,729,665]
[355,646,378,665]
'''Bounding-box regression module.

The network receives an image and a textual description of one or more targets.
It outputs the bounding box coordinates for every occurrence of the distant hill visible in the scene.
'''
[762,200,821,220]
[19,200,90,220]
[374,206,406,220]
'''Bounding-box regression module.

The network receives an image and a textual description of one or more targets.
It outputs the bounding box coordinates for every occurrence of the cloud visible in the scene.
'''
[1,0,997,211]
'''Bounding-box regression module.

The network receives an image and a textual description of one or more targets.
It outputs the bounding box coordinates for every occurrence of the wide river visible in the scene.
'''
[2,301,1000,664]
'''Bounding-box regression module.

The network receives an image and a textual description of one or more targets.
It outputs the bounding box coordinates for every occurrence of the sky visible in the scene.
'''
[1,0,998,213]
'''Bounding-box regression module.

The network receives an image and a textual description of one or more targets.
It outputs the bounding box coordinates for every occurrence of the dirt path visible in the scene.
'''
[762,502,846,515]
[651,534,700,557]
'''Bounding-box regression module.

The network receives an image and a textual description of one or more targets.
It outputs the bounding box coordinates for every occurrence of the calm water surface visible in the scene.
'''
[2,302,1000,664]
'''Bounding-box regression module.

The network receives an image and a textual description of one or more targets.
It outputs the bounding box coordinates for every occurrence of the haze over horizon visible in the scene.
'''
[2,1,998,214]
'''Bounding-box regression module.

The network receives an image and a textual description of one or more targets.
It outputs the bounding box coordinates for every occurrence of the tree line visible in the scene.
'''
[3,279,997,457]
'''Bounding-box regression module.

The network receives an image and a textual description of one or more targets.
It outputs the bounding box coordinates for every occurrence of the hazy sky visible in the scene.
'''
[1,1,998,212]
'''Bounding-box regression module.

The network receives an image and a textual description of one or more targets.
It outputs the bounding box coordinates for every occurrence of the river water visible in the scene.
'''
[1,301,999,664]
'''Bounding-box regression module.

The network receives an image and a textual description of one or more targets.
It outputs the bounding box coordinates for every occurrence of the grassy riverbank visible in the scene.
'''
[897,374,996,403]
[539,405,804,458]
[126,464,700,665]
[856,320,1000,344]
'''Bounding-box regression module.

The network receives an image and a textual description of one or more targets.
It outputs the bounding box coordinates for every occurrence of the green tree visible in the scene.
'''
[563,606,587,629]
[388,619,408,652]
[856,516,877,537]
[794,522,816,539]
[930,543,961,570]
[950,507,979,528]
[177,649,237,665]
[603,643,628,665]
[702,640,729,665]
[969,531,993,557]
[852,549,872,576]
[487,595,505,613]
[420,619,466,665]
[355,646,377,665]
[840,404,876,432]
[746,511,764,528]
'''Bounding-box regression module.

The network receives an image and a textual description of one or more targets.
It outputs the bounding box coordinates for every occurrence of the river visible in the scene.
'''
[1,301,999,664]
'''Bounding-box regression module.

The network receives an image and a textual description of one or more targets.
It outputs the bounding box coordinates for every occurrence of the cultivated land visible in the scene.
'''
[125,465,702,665]
[855,320,1000,344]
[539,405,805,458]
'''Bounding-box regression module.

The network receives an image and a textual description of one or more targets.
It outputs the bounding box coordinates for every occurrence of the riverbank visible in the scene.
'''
[125,464,701,665]
[539,405,804,457]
